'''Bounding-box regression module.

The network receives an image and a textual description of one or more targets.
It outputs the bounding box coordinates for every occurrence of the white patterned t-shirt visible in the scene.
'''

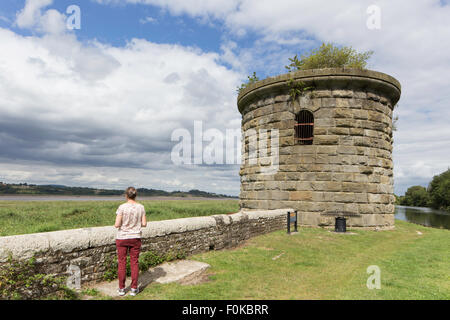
[115,202,146,239]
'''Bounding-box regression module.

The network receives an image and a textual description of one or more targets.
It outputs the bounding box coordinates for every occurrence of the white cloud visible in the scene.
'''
[0,161,239,195]
[0,16,11,23]
[15,0,52,28]
[0,6,242,194]
[15,0,66,34]
[139,16,157,24]
[94,0,240,19]
[39,9,67,34]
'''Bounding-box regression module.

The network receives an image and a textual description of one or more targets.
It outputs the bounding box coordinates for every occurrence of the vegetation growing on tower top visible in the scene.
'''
[236,72,259,94]
[237,43,374,95]
[285,42,374,71]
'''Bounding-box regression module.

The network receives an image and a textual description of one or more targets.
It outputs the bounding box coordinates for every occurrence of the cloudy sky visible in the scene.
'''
[0,0,449,196]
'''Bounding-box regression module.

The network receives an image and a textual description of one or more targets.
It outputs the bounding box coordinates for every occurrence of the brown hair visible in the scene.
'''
[125,187,137,200]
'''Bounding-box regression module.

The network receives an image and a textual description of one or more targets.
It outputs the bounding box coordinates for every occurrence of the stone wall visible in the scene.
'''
[0,209,290,285]
[237,68,401,229]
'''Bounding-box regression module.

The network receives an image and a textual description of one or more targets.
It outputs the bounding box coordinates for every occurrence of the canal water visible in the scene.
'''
[395,205,450,229]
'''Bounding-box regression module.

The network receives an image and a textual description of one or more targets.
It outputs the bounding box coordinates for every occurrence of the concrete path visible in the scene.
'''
[87,260,210,298]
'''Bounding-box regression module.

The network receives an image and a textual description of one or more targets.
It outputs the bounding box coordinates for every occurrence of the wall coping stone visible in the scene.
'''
[0,209,292,262]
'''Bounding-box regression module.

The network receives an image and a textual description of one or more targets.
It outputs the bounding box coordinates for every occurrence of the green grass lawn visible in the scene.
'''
[125,220,449,300]
[0,199,239,236]
[2,200,449,299]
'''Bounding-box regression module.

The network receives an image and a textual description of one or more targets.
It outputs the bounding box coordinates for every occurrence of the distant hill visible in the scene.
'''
[0,182,237,199]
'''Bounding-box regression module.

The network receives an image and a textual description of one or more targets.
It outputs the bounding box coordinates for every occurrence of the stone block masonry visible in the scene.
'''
[238,68,401,229]
[0,209,291,285]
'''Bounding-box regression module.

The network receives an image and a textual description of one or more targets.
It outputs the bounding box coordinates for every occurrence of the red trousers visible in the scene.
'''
[116,238,141,289]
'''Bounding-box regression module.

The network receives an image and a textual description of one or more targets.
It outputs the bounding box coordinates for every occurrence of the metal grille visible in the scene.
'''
[295,110,314,145]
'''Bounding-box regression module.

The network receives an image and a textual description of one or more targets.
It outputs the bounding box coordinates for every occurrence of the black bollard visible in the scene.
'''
[335,217,346,233]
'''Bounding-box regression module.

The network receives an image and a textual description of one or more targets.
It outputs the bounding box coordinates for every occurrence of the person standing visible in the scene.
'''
[114,187,147,296]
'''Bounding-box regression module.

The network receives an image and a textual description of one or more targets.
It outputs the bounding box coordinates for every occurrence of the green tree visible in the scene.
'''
[237,72,259,94]
[401,186,430,207]
[428,168,450,211]
[285,42,373,71]
[394,194,404,205]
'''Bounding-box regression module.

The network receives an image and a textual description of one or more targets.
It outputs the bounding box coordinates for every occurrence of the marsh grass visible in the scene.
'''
[0,199,239,236]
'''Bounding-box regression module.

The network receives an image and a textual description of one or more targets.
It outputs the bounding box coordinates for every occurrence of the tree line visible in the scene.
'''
[0,182,236,199]
[396,169,450,212]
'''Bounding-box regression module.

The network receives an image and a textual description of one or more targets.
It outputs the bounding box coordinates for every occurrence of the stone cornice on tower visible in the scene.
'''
[237,68,401,114]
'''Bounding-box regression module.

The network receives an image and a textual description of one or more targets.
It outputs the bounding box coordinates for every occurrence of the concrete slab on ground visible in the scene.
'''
[87,260,210,297]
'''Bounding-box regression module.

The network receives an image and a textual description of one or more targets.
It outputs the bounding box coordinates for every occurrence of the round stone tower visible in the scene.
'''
[237,68,401,229]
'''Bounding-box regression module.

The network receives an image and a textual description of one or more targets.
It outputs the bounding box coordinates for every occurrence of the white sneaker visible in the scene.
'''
[117,288,126,296]
[130,288,139,296]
